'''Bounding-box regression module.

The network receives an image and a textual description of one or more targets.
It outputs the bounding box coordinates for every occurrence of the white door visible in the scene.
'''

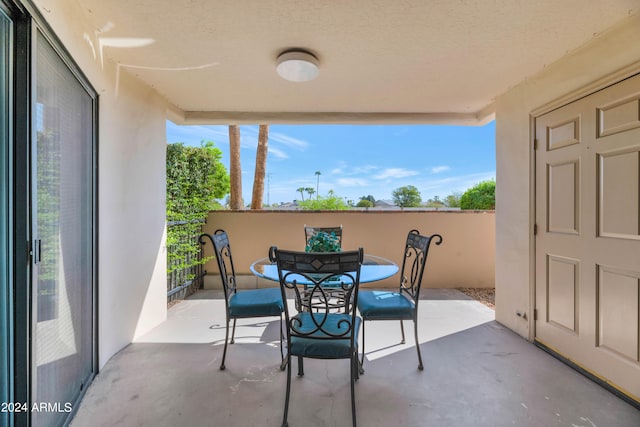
[535,73,640,401]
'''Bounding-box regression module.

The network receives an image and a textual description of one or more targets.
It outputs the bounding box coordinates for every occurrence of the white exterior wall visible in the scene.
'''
[33,0,169,367]
[495,15,640,338]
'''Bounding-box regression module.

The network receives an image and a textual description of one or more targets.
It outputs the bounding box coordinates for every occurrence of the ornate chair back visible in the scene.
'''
[205,229,236,304]
[399,229,443,311]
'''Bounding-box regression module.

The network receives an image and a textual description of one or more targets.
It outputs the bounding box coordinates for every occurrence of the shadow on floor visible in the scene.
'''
[70,289,639,427]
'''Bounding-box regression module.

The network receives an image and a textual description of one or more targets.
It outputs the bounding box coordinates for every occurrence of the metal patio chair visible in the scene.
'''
[199,229,285,370]
[271,246,363,427]
[357,229,442,372]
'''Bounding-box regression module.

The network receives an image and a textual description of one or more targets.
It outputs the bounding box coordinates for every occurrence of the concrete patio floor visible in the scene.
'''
[71,289,639,427]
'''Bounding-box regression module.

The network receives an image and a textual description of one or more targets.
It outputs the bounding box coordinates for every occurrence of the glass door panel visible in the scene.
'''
[32,29,94,427]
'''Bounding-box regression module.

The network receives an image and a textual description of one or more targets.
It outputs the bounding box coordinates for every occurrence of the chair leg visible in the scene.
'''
[359,321,366,374]
[352,352,359,381]
[282,354,292,427]
[230,318,237,344]
[279,314,288,371]
[400,319,406,344]
[297,356,304,376]
[413,318,424,370]
[220,318,230,370]
[350,353,357,427]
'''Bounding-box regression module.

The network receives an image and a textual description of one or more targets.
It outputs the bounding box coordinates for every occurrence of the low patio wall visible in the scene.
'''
[202,210,495,290]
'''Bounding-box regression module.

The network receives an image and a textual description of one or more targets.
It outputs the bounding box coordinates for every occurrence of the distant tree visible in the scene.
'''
[361,195,376,204]
[298,190,349,210]
[356,199,374,208]
[444,192,462,208]
[424,196,446,208]
[392,185,422,208]
[460,179,496,210]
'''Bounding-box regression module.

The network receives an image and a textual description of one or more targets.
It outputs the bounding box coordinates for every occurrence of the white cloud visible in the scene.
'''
[330,161,347,174]
[239,134,258,150]
[269,132,310,149]
[430,165,450,174]
[352,165,378,174]
[373,168,419,180]
[414,171,496,199]
[337,178,369,187]
[166,123,309,161]
[166,123,229,145]
[232,127,308,155]
[331,163,377,176]
[268,147,289,159]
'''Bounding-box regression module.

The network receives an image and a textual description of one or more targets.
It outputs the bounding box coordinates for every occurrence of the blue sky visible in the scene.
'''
[166,121,496,205]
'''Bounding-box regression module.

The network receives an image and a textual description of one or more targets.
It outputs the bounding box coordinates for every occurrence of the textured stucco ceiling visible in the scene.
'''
[70,0,639,124]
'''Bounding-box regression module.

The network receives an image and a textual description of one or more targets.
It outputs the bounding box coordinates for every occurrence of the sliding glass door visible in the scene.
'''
[0,3,97,425]
[31,29,96,427]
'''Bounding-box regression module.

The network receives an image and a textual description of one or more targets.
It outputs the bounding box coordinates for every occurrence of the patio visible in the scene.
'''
[70,289,639,427]
[5,2,640,426]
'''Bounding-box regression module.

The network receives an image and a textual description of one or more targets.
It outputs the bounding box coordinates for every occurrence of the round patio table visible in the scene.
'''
[250,254,398,284]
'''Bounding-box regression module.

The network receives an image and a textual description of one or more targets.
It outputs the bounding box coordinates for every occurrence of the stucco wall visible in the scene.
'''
[204,210,495,289]
[33,0,169,368]
[494,14,640,339]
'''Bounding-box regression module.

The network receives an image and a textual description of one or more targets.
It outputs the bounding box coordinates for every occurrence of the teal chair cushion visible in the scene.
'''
[290,313,361,358]
[228,288,284,317]
[358,290,415,320]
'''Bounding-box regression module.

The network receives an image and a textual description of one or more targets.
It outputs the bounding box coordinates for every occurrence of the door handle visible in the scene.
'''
[32,239,41,264]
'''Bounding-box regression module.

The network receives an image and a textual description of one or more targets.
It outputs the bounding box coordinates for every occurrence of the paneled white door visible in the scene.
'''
[535,73,640,401]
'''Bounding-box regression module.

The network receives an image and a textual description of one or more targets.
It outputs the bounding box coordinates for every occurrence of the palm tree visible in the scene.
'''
[297,187,306,201]
[251,124,269,209]
[229,125,242,210]
[315,171,321,199]
[306,187,315,199]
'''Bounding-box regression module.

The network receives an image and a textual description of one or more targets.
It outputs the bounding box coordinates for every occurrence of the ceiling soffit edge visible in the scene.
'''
[170,110,494,126]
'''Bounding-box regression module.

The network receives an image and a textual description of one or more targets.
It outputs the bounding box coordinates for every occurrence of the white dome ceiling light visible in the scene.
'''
[276,49,319,82]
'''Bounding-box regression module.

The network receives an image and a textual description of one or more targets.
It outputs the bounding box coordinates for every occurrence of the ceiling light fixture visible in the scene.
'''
[276,49,319,82]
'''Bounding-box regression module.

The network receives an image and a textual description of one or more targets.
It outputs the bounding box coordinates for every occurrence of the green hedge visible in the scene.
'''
[460,179,495,210]
[166,142,230,276]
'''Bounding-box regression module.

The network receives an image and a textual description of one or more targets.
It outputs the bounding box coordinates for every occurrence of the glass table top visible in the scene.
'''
[250,254,398,284]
